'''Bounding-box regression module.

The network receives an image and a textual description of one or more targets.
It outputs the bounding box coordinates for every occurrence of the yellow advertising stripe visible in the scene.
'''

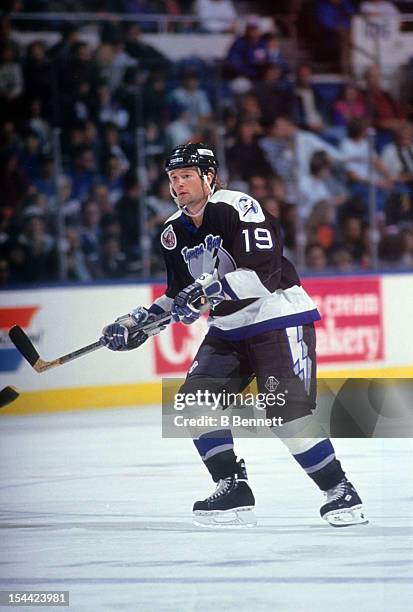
[320,365,413,378]
[2,365,413,415]
[1,382,161,416]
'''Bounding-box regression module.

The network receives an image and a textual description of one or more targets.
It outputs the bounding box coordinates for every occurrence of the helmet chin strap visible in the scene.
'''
[170,171,216,218]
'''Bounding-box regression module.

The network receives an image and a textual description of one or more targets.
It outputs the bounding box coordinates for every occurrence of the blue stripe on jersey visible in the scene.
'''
[221,277,239,300]
[293,439,335,470]
[193,430,234,458]
[208,308,321,341]
[179,214,199,234]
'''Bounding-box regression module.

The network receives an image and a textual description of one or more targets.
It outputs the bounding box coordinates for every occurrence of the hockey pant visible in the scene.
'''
[179,324,345,491]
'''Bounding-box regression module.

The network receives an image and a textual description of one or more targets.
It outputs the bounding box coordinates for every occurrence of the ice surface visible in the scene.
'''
[0,406,412,612]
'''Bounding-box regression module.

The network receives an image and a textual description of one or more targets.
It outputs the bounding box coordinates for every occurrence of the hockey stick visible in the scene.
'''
[9,246,221,374]
[0,386,20,408]
[8,311,172,374]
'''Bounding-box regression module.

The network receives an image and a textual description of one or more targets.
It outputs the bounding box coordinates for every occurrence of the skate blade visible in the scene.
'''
[323,505,368,527]
[193,507,257,528]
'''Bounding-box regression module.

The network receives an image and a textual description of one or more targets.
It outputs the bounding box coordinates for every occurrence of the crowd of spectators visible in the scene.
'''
[0,1,413,286]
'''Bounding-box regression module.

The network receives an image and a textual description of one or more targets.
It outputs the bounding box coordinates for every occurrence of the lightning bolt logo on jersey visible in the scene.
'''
[286,326,312,395]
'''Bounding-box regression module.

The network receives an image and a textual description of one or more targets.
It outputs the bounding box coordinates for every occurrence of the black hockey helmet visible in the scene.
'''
[164,142,218,178]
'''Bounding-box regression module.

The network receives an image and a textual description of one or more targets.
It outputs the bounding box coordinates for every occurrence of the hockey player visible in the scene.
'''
[101,143,367,528]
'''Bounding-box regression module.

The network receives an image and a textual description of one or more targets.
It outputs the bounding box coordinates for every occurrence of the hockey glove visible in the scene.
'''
[171,272,224,325]
[101,306,168,351]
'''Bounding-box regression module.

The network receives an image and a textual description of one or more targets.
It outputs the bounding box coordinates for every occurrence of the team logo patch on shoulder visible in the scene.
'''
[161,224,177,250]
[236,196,259,217]
[233,194,265,222]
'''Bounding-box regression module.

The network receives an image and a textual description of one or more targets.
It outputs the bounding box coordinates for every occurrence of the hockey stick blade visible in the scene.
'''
[0,386,19,408]
[9,326,40,366]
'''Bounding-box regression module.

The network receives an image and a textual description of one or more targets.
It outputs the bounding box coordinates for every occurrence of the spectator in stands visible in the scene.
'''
[381,122,413,185]
[147,178,176,257]
[26,99,51,150]
[194,0,237,33]
[0,121,20,156]
[101,155,125,206]
[100,123,130,174]
[80,199,102,274]
[106,37,138,93]
[329,245,355,271]
[165,103,193,148]
[340,118,394,213]
[261,32,290,78]
[33,157,57,211]
[93,43,115,87]
[298,150,348,221]
[18,130,43,182]
[248,175,270,202]
[226,120,273,182]
[169,71,212,131]
[336,215,367,263]
[143,73,169,125]
[115,172,141,262]
[92,183,112,216]
[399,228,413,267]
[62,79,95,129]
[385,190,413,227]
[147,178,176,229]
[378,232,404,267]
[0,15,19,59]
[0,42,24,121]
[261,195,280,219]
[305,243,329,271]
[59,176,81,226]
[48,22,80,65]
[305,200,337,250]
[0,257,10,285]
[0,151,33,216]
[16,214,59,282]
[145,121,166,158]
[82,120,101,166]
[253,63,293,122]
[331,82,367,135]
[65,226,92,282]
[259,115,342,202]
[236,92,263,123]
[99,233,128,278]
[23,41,53,115]
[293,62,327,133]
[69,146,99,202]
[226,21,268,81]
[124,23,170,70]
[362,64,404,132]
[313,0,354,71]
[95,83,130,130]
[61,42,96,97]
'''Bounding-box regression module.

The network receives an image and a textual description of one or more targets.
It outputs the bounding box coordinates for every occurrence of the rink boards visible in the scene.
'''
[1,273,412,413]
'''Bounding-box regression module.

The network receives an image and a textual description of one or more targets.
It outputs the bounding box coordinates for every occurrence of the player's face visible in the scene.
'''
[168,167,209,210]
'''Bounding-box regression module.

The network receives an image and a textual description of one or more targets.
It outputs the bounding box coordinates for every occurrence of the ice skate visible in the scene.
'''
[193,459,257,528]
[320,478,368,527]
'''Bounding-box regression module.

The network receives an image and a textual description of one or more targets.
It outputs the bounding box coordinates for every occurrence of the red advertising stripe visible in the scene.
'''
[302,276,384,364]
[0,307,38,329]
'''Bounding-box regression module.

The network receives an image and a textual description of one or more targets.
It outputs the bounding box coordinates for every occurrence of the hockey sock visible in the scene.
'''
[193,429,238,482]
[290,439,346,491]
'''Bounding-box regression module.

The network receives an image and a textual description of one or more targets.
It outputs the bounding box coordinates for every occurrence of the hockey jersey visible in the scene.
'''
[155,189,320,340]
